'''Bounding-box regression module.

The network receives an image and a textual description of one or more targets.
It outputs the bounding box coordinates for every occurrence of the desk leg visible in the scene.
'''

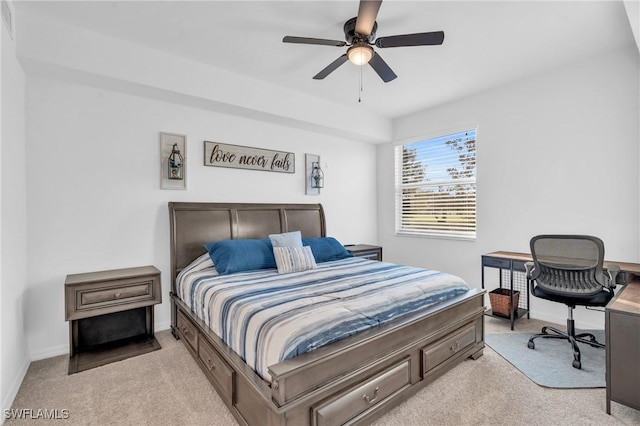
[509,267,515,330]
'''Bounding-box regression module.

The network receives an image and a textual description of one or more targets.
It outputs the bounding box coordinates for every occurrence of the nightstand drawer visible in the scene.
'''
[65,266,161,320]
[346,244,383,261]
[78,280,154,309]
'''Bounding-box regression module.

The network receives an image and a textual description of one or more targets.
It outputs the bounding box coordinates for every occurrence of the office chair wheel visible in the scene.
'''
[528,341,535,349]
[572,359,581,369]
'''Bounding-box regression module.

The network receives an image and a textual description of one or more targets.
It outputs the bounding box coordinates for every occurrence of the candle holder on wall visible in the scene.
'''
[160,132,187,190]
[305,153,324,195]
[168,143,184,180]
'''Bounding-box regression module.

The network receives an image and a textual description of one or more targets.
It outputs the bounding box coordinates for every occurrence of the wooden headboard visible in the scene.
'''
[168,202,326,292]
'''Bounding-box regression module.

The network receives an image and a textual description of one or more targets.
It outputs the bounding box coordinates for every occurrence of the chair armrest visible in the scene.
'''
[606,264,620,289]
[524,261,535,278]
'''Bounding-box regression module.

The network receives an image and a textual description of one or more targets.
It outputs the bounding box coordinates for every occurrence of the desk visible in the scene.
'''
[481,252,532,330]
[482,251,640,414]
[482,251,640,330]
[606,279,640,414]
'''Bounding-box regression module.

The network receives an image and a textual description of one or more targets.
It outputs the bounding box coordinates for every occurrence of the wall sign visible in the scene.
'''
[204,141,295,174]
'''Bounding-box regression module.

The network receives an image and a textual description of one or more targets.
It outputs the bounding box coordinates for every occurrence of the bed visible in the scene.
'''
[169,202,485,426]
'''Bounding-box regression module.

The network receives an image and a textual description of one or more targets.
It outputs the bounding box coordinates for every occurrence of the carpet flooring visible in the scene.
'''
[485,330,606,388]
[5,317,640,425]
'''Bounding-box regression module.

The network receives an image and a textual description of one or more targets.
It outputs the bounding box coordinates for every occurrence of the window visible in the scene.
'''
[395,129,476,240]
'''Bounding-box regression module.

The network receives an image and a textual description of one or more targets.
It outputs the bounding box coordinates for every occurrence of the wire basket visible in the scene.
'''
[489,288,520,318]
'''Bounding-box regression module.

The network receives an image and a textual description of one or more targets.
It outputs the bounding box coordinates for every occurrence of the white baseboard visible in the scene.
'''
[1,357,30,425]
[156,319,171,332]
[528,310,605,330]
[29,344,68,362]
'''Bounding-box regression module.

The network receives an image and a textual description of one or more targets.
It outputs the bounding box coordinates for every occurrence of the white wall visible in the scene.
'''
[1,8,30,418]
[24,76,378,360]
[378,45,640,329]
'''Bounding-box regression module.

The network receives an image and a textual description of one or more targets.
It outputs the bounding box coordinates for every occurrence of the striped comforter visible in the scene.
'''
[177,255,469,381]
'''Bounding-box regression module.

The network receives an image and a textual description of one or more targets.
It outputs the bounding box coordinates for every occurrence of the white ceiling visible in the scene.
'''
[15,1,636,120]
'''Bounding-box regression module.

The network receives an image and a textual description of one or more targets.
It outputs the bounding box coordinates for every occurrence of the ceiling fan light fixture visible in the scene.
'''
[347,44,373,65]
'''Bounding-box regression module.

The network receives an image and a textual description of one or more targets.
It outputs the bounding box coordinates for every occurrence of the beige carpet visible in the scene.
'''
[6,317,640,425]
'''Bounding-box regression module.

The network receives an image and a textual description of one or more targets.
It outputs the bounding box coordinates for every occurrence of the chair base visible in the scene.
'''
[527,318,604,370]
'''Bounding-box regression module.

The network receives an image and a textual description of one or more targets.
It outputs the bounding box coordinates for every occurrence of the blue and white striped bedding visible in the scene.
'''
[177,254,469,381]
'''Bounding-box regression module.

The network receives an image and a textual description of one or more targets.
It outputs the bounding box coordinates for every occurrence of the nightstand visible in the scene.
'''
[345,244,383,261]
[65,265,162,374]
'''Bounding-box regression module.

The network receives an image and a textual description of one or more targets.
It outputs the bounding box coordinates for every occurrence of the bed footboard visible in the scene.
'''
[171,288,484,426]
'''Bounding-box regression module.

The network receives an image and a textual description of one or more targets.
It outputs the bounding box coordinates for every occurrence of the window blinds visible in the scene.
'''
[395,130,476,239]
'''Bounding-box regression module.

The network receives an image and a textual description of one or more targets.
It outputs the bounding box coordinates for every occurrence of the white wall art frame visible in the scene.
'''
[160,132,187,190]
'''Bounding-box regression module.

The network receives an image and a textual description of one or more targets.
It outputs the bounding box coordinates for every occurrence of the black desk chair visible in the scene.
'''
[525,235,619,369]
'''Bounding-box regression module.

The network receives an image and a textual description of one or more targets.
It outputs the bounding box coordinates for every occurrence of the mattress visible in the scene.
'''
[176,255,469,381]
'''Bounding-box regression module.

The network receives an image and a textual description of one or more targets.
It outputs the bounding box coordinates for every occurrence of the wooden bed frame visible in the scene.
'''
[168,202,485,426]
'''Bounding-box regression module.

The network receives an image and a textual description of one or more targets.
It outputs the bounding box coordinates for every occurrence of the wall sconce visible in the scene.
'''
[160,132,187,190]
[305,153,322,195]
[168,143,184,180]
[310,162,324,189]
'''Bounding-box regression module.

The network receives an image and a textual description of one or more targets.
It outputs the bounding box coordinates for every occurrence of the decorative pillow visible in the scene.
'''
[302,237,354,263]
[269,231,303,248]
[204,239,276,275]
[273,246,317,274]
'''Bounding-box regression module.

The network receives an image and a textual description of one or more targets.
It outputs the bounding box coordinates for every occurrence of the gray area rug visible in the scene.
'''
[485,330,606,388]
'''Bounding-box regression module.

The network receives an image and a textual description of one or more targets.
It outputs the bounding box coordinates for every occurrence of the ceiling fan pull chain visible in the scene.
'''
[358,64,363,103]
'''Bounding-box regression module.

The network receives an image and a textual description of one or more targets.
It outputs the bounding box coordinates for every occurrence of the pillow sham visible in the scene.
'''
[185,252,215,273]
[302,237,354,263]
[204,239,276,275]
[268,230,303,248]
[176,252,217,284]
[273,246,317,274]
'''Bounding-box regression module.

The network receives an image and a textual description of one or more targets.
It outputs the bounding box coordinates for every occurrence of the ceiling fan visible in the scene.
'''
[282,0,444,83]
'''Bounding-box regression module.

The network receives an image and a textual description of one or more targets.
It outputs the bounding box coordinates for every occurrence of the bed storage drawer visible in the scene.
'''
[176,310,198,351]
[312,359,410,426]
[198,337,234,401]
[422,322,476,374]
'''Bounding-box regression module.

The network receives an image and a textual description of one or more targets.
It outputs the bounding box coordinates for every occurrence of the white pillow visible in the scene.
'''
[269,231,303,248]
[273,246,317,274]
[183,252,215,273]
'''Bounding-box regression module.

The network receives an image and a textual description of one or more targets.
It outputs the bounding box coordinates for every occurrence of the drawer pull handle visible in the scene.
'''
[114,292,121,298]
[450,341,460,352]
[206,357,216,370]
[181,326,188,336]
[363,387,380,404]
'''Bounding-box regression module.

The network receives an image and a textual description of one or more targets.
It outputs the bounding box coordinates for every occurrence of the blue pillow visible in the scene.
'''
[269,231,303,248]
[302,237,354,263]
[204,239,276,275]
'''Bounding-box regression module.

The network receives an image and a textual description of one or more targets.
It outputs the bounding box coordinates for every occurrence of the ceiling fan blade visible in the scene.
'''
[368,52,397,82]
[283,36,347,47]
[375,31,445,48]
[313,54,349,80]
[355,0,382,36]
